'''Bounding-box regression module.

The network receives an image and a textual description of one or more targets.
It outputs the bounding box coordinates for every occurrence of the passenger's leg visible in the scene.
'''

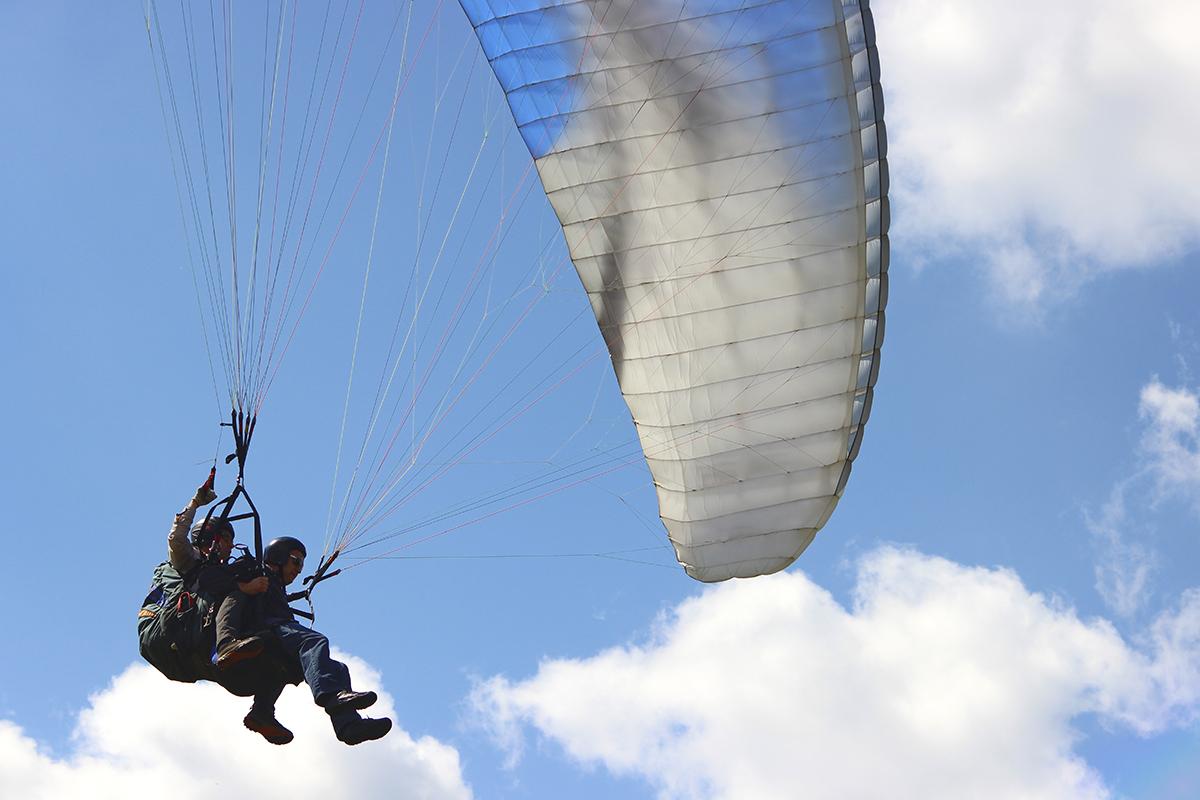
[250,681,284,717]
[215,591,245,649]
[272,622,391,745]
[273,621,352,702]
[215,591,264,668]
[243,681,293,745]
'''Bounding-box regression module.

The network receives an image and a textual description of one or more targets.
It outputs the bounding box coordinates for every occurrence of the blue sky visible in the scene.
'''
[2,1,1199,798]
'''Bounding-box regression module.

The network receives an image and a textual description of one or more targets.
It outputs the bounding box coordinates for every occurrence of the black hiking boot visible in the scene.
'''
[243,710,294,745]
[336,715,392,746]
[322,690,378,713]
[216,636,265,670]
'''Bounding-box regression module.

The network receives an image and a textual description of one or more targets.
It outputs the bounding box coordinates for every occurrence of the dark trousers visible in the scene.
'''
[273,621,352,704]
[250,680,285,716]
[215,590,249,650]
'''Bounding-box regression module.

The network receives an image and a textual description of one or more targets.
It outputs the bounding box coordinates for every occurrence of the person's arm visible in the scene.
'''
[168,471,218,571]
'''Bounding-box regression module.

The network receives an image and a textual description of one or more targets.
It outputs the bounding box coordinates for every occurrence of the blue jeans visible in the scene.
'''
[272,621,352,704]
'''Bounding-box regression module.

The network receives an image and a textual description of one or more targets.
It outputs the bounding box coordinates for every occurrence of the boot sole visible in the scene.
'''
[243,715,294,745]
[217,642,266,670]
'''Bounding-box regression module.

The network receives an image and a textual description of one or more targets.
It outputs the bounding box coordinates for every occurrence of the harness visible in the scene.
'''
[198,409,342,622]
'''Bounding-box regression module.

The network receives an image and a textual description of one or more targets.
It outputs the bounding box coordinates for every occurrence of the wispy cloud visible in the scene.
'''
[1086,481,1157,619]
[1139,380,1200,506]
[874,0,1200,309]
[1086,377,1200,617]
[0,652,471,800]
[470,548,1200,800]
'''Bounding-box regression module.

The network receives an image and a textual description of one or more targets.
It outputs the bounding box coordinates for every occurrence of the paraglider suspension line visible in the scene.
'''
[201,409,342,619]
[198,408,265,564]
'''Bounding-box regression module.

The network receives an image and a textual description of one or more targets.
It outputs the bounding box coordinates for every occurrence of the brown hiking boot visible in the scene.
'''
[216,636,265,670]
[243,710,294,745]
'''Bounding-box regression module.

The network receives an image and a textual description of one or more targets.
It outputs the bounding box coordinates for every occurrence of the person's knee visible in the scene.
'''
[297,633,329,656]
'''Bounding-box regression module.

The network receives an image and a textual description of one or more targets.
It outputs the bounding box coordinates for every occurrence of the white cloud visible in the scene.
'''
[874,0,1200,307]
[470,548,1200,800]
[0,653,471,800]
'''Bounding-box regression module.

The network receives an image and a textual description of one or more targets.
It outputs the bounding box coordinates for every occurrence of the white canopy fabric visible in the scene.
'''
[465,0,889,580]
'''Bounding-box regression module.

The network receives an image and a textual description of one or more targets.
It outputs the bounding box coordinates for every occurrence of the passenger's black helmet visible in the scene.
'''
[265,536,307,567]
[189,516,235,549]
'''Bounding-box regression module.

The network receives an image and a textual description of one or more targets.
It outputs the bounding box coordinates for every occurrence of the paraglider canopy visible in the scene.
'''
[463,0,889,580]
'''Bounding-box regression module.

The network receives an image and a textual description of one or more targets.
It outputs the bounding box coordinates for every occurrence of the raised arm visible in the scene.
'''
[168,469,218,572]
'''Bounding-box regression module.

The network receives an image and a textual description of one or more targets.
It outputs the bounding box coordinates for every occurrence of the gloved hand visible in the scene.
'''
[195,467,218,505]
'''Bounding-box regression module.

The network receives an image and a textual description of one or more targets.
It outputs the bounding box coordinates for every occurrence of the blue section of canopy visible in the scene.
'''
[459,0,840,158]
[459,0,579,156]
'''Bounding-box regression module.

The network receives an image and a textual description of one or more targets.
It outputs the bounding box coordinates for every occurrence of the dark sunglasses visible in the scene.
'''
[288,554,305,569]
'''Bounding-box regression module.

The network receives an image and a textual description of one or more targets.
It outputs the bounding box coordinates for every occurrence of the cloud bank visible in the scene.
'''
[471,547,1200,800]
[0,653,471,800]
[874,0,1200,306]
